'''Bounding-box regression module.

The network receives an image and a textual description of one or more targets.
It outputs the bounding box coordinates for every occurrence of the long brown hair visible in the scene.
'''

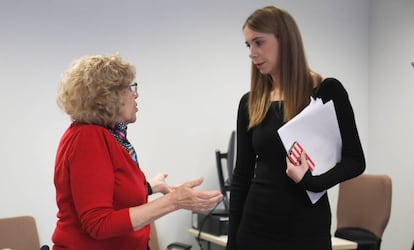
[243,6,319,128]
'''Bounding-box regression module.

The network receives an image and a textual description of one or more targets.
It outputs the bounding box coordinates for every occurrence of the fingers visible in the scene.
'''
[194,189,222,200]
[154,172,168,181]
[167,177,203,192]
[167,177,223,212]
[171,184,222,212]
[286,152,308,183]
[286,156,294,168]
[300,151,308,168]
[186,190,223,212]
[183,177,204,188]
[149,172,171,194]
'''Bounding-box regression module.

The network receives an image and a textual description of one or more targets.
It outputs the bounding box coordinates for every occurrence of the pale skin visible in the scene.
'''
[118,86,223,231]
[243,26,309,183]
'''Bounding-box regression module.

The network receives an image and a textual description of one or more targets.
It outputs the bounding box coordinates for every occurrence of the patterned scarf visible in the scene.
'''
[106,122,139,166]
[106,122,153,196]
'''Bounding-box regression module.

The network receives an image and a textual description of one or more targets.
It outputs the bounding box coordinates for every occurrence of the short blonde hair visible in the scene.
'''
[57,54,136,125]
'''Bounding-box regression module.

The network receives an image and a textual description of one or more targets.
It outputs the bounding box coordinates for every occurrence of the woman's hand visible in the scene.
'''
[129,177,222,231]
[170,177,223,212]
[285,151,309,183]
[148,172,172,195]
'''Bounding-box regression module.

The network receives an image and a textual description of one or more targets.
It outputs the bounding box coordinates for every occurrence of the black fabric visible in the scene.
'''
[335,227,380,250]
[226,78,365,250]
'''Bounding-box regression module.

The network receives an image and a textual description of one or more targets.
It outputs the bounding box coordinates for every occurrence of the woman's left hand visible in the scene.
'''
[149,172,173,194]
[285,151,309,183]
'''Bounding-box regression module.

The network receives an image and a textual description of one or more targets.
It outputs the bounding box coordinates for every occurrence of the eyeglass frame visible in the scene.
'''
[129,82,138,94]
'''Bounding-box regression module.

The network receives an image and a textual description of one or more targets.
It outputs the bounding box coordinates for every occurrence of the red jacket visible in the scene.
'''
[52,123,149,250]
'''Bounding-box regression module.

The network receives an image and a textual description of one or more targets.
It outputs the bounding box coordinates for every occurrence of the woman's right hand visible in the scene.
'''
[129,177,223,231]
[170,177,223,212]
[286,150,309,183]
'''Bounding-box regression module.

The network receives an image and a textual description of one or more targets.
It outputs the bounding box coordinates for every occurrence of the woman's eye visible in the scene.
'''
[255,40,264,46]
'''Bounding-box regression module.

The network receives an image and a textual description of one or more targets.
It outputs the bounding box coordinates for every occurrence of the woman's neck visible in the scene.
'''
[270,87,282,101]
[270,74,282,101]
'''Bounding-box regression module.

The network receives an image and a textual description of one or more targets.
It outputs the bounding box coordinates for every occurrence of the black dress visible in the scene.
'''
[226,78,365,250]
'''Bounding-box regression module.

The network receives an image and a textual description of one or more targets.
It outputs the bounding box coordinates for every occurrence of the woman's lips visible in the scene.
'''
[256,62,265,70]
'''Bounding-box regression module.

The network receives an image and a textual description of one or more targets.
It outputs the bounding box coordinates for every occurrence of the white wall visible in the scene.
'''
[368,0,414,249]
[0,0,409,249]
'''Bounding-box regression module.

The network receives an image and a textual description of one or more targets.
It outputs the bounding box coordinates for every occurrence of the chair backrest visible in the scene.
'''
[336,174,392,238]
[0,216,41,250]
[215,130,236,211]
[225,130,236,183]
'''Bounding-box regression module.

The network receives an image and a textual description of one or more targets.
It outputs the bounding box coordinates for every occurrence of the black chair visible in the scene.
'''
[215,130,236,212]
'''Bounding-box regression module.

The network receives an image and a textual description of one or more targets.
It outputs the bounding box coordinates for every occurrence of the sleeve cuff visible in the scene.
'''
[298,170,312,189]
[147,182,153,195]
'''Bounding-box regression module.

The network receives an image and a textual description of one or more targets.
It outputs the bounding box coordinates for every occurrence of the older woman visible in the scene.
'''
[52,54,222,250]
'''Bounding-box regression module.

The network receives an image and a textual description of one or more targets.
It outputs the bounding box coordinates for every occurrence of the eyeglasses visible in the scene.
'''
[129,82,138,94]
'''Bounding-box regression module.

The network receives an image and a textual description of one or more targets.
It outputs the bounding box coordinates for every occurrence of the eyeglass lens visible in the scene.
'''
[130,82,138,93]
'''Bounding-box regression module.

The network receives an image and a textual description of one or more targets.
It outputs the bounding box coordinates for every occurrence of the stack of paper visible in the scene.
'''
[277,97,342,204]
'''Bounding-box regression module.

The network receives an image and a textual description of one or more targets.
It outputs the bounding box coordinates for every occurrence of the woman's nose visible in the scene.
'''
[249,47,256,59]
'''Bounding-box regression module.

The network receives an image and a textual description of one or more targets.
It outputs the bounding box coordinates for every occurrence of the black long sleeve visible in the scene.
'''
[299,78,365,192]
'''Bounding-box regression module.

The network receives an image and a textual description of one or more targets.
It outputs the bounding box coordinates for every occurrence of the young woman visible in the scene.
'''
[226,6,365,250]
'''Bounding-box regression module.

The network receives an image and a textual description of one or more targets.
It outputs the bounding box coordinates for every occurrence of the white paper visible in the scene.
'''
[277,97,342,204]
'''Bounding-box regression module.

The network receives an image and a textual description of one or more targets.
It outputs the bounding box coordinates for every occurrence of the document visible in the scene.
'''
[277,97,342,204]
